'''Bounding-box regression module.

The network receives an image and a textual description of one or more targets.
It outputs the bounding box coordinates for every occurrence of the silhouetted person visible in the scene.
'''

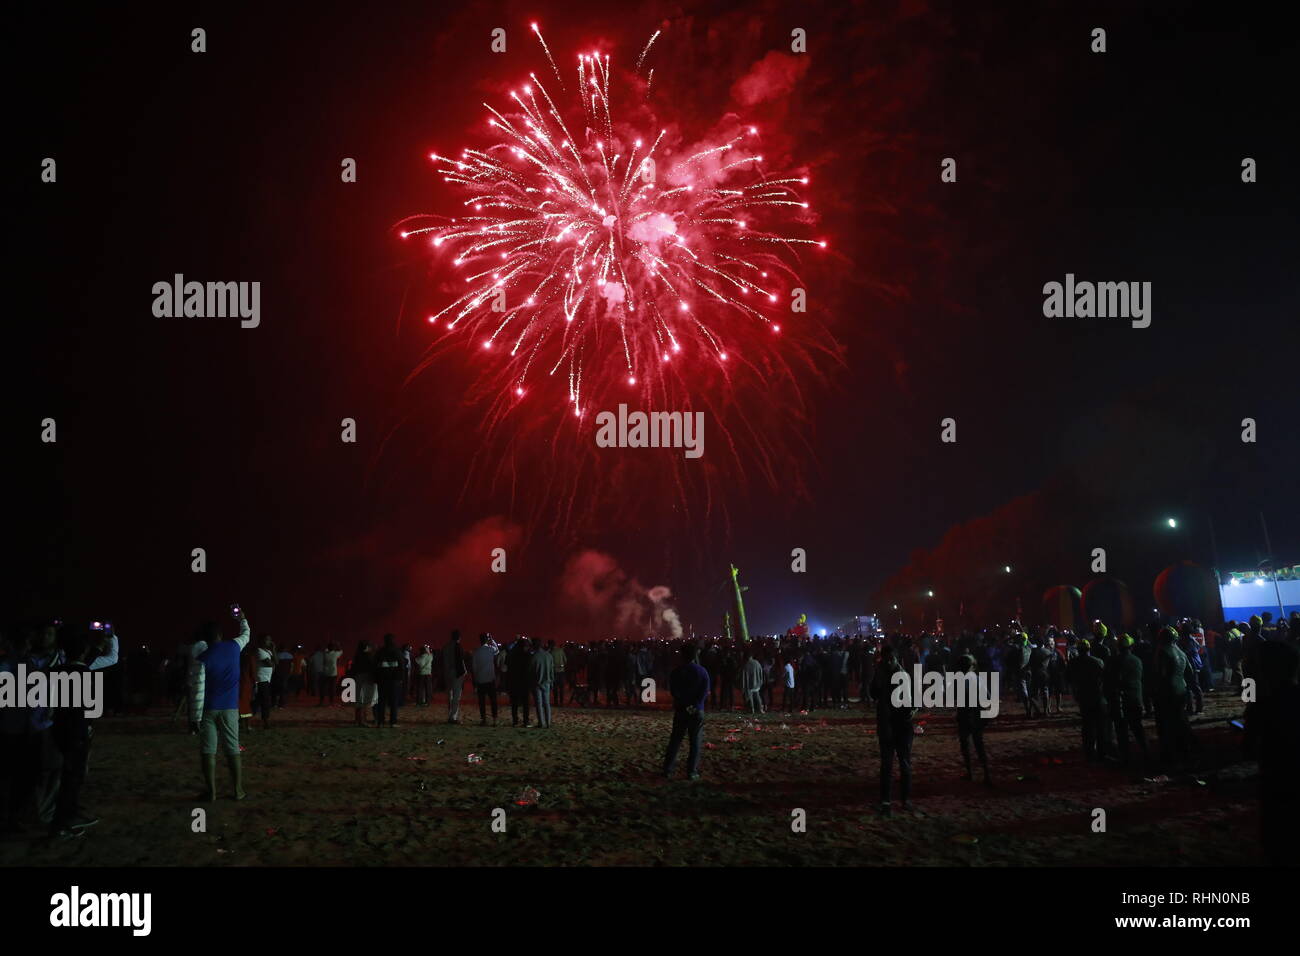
[508,638,533,727]
[1245,642,1300,866]
[954,652,992,786]
[664,643,710,780]
[870,644,915,815]
[472,633,499,726]
[444,630,467,723]
[349,640,376,726]
[1107,635,1149,766]
[374,633,403,727]
[530,639,554,728]
[47,630,109,838]
[1153,626,1193,767]
[1067,639,1109,761]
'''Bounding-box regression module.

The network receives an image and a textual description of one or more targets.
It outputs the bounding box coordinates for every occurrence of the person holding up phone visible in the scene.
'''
[193,605,252,801]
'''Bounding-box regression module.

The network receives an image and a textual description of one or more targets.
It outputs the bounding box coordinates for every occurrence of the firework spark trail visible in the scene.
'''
[400,26,829,524]
[636,30,660,73]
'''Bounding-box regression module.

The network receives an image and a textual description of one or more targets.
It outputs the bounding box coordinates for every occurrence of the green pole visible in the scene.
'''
[730,564,751,643]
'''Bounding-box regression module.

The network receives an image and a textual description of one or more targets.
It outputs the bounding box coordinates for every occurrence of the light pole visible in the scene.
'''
[1164,513,1227,623]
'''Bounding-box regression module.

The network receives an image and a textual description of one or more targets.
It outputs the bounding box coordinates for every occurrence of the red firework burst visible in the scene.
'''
[397,25,830,528]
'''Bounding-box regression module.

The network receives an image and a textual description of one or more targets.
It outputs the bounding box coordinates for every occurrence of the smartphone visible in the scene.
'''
[90,621,105,631]
[230,604,242,619]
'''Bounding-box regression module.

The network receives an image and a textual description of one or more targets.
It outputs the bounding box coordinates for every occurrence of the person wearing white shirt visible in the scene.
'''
[253,635,275,729]
[741,651,765,715]
[782,659,797,714]
[414,646,434,707]
[318,646,342,705]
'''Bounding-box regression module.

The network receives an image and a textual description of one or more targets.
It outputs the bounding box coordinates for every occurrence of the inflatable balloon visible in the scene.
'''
[1041,585,1082,630]
[1082,576,1135,632]
[1154,561,1222,624]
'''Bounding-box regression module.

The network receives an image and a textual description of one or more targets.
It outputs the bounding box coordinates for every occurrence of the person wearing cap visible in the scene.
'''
[1067,638,1108,761]
[1222,625,1245,689]
[1177,623,1205,715]
[1153,626,1193,767]
[1106,635,1149,766]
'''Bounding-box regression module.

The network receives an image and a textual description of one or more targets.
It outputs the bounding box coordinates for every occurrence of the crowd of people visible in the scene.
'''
[2,607,1297,862]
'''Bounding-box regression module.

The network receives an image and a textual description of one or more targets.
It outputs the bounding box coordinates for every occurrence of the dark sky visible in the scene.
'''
[10,0,1298,646]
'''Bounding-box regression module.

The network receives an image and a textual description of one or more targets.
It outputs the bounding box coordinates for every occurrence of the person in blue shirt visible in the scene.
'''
[194,607,251,800]
[663,643,710,780]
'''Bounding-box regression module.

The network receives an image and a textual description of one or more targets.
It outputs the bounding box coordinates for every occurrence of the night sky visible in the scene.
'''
[11,0,1298,645]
